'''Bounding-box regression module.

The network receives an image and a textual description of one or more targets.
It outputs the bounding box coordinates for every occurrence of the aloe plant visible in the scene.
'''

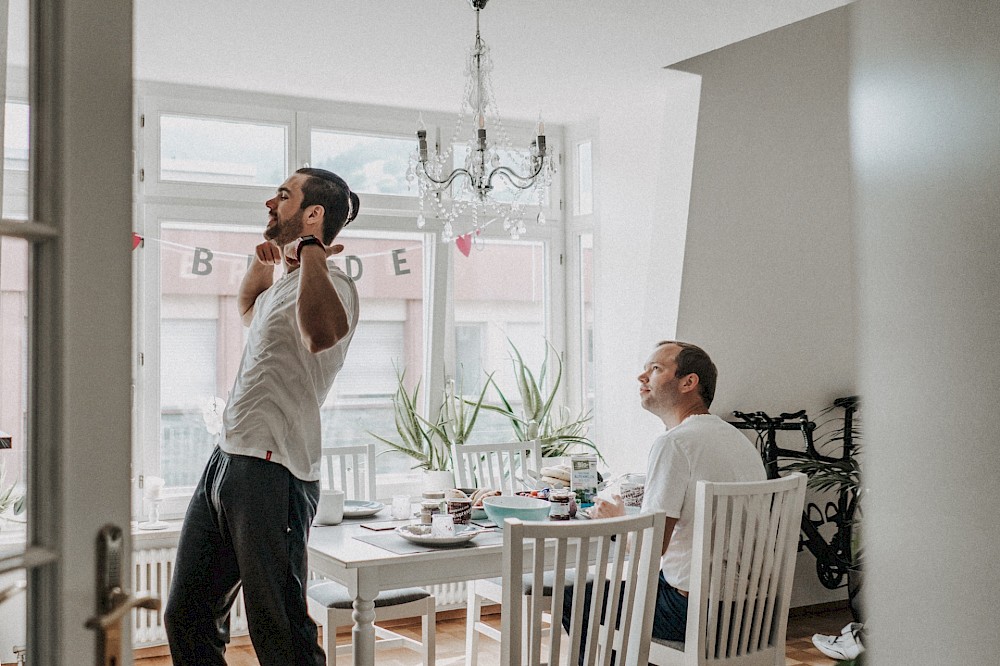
[482,339,604,462]
[370,367,493,471]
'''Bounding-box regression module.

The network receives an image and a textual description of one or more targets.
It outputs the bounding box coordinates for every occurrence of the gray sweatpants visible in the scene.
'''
[164,447,324,665]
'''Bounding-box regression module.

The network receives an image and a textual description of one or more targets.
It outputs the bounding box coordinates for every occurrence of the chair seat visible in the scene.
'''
[307,579,431,609]
[483,568,595,596]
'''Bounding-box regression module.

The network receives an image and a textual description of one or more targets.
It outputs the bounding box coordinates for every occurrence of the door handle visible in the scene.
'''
[84,524,162,666]
[84,587,162,631]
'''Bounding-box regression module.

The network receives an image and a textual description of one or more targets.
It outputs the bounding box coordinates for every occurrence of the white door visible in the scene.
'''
[0,1,137,664]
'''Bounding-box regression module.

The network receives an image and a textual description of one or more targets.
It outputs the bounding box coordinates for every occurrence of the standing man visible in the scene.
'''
[565,340,766,648]
[165,168,361,665]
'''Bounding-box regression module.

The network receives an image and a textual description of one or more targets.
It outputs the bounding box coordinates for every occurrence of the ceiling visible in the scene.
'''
[135,1,851,124]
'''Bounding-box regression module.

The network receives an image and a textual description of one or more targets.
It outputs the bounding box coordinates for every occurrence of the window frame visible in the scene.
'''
[134,83,571,516]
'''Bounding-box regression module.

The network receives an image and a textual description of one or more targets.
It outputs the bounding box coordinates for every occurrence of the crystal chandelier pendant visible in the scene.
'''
[409,0,555,242]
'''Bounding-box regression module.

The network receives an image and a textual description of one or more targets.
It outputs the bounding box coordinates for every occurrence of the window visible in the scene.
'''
[455,323,485,394]
[577,141,593,215]
[319,231,426,479]
[580,234,595,411]
[159,115,287,186]
[3,102,29,220]
[310,130,414,196]
[453,239,547,443]
[136,84,574,513]
[152,223,268,490]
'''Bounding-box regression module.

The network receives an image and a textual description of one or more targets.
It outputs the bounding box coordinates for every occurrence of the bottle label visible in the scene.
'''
[570,455,599,507]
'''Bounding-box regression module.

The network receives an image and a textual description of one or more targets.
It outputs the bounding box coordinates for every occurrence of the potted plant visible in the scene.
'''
[370,368,492,490]
[784,398,863,622]
[482,339,604,463]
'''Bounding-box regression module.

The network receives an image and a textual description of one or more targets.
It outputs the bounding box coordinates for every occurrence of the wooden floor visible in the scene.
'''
[135,603,854,665]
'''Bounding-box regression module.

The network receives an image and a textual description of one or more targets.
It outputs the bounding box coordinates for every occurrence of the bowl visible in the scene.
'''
[482,494,551,524]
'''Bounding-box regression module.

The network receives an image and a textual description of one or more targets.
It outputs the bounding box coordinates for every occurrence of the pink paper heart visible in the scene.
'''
[455,233,472,257]
[132,233,143,251]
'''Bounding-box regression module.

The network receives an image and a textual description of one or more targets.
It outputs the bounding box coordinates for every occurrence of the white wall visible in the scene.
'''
[668,7,855,607]
[590,71,702,477]
[852,1,1000,661]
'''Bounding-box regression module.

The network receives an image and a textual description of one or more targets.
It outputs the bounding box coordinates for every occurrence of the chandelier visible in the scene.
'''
[407,0,555,241]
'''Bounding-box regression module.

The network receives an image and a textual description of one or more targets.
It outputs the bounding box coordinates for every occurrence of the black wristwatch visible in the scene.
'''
[296,235,324,263]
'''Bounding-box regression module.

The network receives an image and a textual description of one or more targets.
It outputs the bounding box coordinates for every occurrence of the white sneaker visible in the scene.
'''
[812,623,864,660]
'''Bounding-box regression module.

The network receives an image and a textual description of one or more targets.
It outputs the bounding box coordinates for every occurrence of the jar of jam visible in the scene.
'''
[549,490,573,520]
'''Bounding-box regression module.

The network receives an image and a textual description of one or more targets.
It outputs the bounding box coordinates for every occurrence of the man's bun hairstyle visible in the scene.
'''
[295,167,360,245]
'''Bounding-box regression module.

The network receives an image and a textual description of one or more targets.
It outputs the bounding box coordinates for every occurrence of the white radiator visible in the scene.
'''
[131,545,467,648]
[131,546,249,648]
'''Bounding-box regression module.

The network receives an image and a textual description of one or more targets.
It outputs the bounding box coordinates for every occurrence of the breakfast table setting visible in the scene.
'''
[306,463,646,666]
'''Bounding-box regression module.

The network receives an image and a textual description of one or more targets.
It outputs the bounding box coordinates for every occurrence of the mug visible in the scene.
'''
[620,473,646,508]
[315,489,345,525]
[446,497,472,525]
[431,513,455,537]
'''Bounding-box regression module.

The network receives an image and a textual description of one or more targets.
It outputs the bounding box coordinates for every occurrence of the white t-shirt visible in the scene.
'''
[641,414,766,591]
[220,263,359,482]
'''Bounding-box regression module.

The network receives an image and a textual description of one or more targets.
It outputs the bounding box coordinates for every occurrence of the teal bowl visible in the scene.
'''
[482,495,551,524]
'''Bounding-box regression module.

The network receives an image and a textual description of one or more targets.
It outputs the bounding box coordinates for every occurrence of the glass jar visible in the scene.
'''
[549,490,572,521]
[419,500,442,525]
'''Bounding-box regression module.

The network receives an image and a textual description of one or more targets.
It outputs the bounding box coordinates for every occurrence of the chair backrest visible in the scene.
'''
[320,444,376,501]
[685,473,807,664]
[453,439,542,494]
[500,511,667,666]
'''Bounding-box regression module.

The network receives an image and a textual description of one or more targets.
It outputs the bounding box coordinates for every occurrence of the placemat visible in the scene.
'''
[358,518,412,531]
[353,529,503,555]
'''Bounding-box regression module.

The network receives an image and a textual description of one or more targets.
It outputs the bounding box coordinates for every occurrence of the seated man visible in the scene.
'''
[563,340,766,653]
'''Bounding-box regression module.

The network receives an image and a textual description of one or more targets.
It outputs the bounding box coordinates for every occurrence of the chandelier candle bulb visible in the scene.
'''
[417,129,428,162]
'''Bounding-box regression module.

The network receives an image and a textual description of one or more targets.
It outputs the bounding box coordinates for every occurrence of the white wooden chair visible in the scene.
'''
[500,511,667,666]
[456,439,549,664]
[307,444,436,666]
[648,473,807,666]
[454,438,543,494]
[319,444,377,501]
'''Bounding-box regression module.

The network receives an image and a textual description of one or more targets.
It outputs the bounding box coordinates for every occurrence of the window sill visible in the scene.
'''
[0,520,184,555]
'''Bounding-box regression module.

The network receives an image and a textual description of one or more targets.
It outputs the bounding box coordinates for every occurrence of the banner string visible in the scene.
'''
[140,235,423,261]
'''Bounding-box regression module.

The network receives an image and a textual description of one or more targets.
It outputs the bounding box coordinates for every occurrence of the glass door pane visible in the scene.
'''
[0,2,30,661]
[0,237,28,665]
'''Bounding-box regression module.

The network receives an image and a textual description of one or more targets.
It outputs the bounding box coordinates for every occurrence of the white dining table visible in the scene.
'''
[307,517,507,666]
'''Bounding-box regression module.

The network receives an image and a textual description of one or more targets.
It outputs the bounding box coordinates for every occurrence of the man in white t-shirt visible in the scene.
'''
[165,169,360,666]
[564,340,765,651]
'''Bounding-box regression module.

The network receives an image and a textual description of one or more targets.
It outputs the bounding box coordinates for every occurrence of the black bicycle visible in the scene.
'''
[731,396,861,591]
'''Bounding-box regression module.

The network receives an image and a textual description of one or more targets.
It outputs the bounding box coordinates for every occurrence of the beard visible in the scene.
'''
[264,208,305,246]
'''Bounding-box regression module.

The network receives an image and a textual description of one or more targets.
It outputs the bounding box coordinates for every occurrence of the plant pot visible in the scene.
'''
[422,470,456,493]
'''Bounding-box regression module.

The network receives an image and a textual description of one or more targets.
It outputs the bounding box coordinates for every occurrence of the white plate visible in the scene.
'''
[343,500,384,518]
[395,524,485,547]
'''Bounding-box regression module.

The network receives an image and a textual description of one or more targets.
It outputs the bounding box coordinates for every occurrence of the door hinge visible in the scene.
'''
[139,114,144,128]
[139,168,144,182]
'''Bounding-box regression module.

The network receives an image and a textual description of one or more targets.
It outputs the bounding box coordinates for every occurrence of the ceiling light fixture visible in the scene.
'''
[408,0,555,241]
